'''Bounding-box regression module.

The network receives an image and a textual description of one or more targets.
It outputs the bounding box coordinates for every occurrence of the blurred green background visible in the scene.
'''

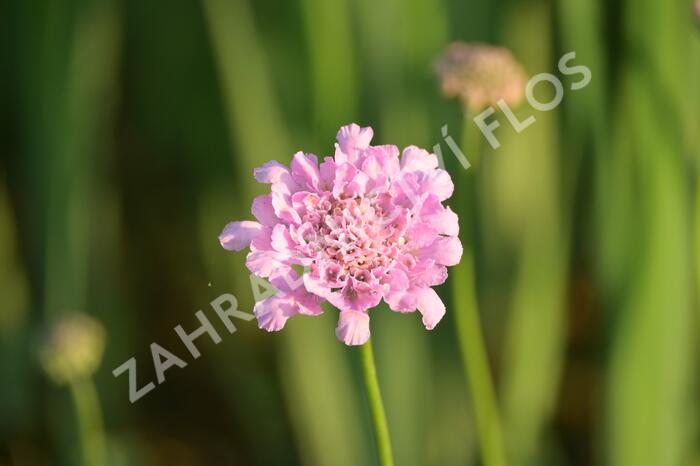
[1,0,699,465]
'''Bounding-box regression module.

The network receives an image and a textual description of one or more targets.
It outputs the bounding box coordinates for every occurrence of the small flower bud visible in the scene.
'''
[39,313,106,385]
[435,42,528,111]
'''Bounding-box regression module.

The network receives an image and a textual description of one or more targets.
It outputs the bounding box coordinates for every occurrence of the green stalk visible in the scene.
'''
[360,340,395,466]
[696,180,700,337]
[451,109,507,466]
[69,378,107,466]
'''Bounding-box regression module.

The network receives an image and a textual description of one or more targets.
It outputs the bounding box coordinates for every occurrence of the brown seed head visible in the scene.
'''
[435,42,528,111]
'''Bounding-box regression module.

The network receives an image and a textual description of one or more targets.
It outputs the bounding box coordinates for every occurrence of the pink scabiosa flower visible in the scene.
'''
[219,124,462,345]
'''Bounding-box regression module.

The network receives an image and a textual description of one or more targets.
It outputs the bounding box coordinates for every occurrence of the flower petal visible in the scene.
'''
[319,156,337,190]
[400,146,439,172]
[291,151,320,190]
[303,271,333,300]
[335,310,371,345]
[326,280,383,313]
[432,206,459,236]
[246,250,284,278]
[251,194,278,226]
[406,223,439,248]
[361,145,400,191]
[415,287,446,330]
[254,295,297,332]
[271,224,295,253]
[269,267,304,293]
[419,236,463,266]
[271,192,302,224]
[384,289,418,313]
[420,195,459,236]
[254,160,299,195]
[219,221,262,251]
[383,267,410,292]
[335,123,374,164]
[410,259,448,287]
[426,169,454,201]
[295,290,324,316]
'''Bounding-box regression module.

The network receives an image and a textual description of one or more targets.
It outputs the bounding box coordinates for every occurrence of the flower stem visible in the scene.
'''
[69,377,107,466]
[360,340,395,466]
[695,178,700,345]
[450,109,507,466]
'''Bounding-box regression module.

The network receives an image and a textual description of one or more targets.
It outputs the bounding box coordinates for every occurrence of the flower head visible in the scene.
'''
[220,124,462,345]
[39,313,106,385]
[435,42,527,111]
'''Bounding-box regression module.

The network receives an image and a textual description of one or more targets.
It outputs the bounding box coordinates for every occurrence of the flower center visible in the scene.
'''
[300,194,408,284]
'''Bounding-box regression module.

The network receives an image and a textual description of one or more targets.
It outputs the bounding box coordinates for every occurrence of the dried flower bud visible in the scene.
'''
[435,42,528,111]
[696,0,700,25]
[39,313,106,385]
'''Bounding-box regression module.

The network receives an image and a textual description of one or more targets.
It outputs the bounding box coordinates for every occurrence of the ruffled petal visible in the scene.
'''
[271,224,295,253]
[254,160,299,195]
[295,290,324,316]
[271,192,302,224]
[219,221,262,251]
[251,194,278,227]
[326,279,383,313]
[383,267,409,292]
[335,310,371,345]
[425,169,454,201]
[254,295,297,332]
[291,152,320,190]
[405,223,439,248]
[431,206,459,236]
[246,250,284,278]
[319,157,337,191]
[400,146,439,172]
[371,145,401,178]
[384,289,418,313]
[335,123,374,164]
[270,267,305,293]
[419,236,463,266]
[332,162,358,198]
[303,271,333,300]
[415,287,446,330]
[420,195,459,236]
[410,259,448,287]
[360,145,399,190]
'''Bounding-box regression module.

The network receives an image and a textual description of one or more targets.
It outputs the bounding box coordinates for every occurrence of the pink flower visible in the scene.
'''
[219,124,462,345]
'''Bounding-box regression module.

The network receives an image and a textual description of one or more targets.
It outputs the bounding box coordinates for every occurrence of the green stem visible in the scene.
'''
[695,178,700,342]
[69,377,107,466]
[451,108,507,466]
[360,340,395,466]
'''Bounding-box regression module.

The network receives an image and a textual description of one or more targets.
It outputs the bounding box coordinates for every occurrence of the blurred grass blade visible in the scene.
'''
[14,0,121,463]
[43,0,120,318]
[354,0,447,147]
[495,3,568,464]
[300,0,357,137]
[0,178,32,437]
[202,0,290,182]
[606,71,694,466]
[604,0,696,459]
